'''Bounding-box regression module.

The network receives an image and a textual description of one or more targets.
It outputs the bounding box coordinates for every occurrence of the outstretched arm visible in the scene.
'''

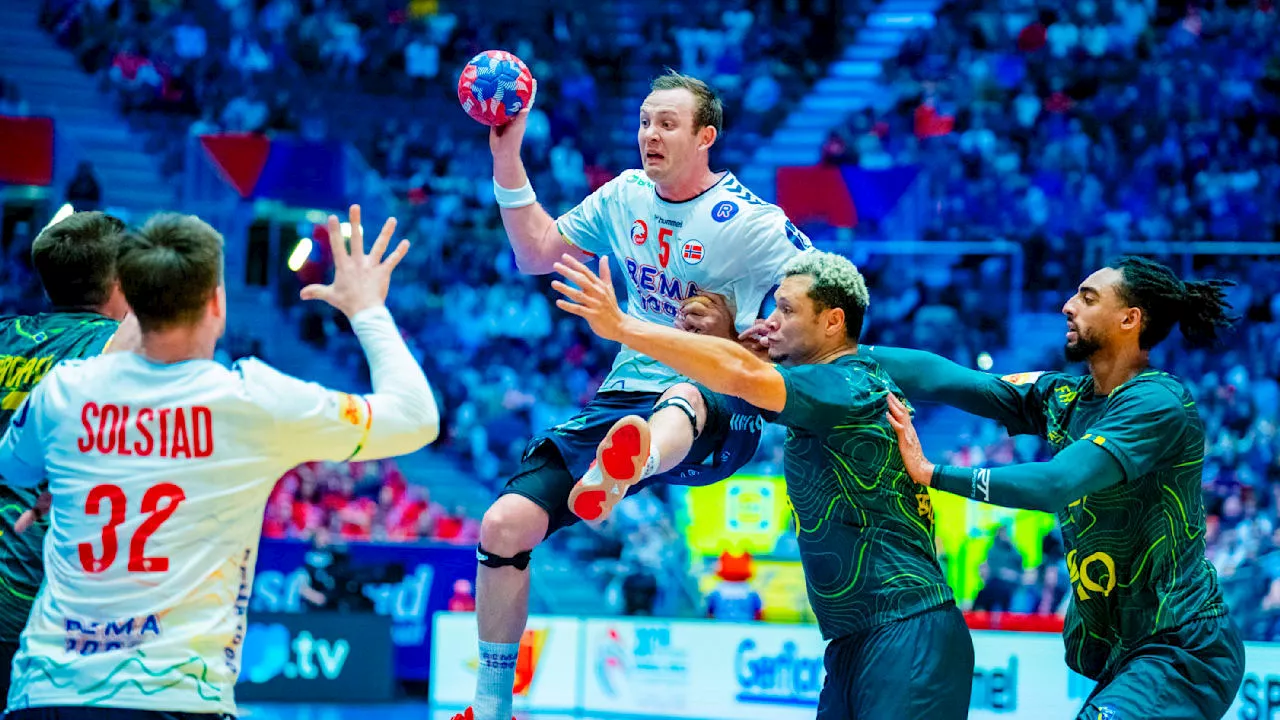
[885,393,1124,512]
[488,84,591,274]
[864,346,1048,435]
[552,255,788,413]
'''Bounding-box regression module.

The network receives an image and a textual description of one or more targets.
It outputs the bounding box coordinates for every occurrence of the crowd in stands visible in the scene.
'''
[263,459,479,544]
[21,0,1280,632]
[827,0,1280,265]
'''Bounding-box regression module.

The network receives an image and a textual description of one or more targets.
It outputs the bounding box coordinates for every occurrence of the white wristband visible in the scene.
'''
[493,178,537,209]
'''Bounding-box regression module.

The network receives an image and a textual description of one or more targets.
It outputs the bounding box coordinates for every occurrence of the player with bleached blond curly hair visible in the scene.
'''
[553,249,974,720]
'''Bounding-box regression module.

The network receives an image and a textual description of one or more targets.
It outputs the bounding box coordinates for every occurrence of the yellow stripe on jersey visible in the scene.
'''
[344,396,374,461]
[558,228,595,257]
[1,391,28,411]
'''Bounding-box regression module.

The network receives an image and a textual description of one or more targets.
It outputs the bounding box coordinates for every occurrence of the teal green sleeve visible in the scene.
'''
[73,324,119,358]
[774,364,856,432]
[1083,381,1191,482]
[932,441,1126,512]
[862,346,1053,436]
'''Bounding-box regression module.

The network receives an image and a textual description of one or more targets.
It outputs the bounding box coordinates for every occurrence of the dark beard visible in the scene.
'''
[1064,336,1102,362]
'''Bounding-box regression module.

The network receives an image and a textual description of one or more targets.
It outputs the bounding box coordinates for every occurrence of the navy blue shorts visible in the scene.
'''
[501,386,762,535]
[818,602,973,720]
[1076,614,1244,720]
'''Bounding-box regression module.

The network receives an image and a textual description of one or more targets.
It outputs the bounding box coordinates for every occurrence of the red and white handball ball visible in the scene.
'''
[457,50,535,127]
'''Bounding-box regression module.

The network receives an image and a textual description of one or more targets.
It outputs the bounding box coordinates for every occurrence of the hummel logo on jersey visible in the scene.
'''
[681,240,704,265]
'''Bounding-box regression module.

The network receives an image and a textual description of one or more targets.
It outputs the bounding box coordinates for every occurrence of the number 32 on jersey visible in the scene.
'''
[80,483,186,573]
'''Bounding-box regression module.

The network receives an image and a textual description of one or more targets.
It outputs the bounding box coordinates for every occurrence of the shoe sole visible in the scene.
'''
[569,415,650,522]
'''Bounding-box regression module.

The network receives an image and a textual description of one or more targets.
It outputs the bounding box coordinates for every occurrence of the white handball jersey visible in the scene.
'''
[0,307,437,715]
[557,169,812,393]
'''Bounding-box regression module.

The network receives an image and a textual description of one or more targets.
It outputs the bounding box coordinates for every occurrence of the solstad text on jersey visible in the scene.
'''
[623,257,702,318]
[78,403,215,458]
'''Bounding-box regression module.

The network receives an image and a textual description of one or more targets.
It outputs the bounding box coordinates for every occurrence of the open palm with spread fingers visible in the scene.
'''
[551,254,629,343]
[885,392,936,487]
[301,204,410,317]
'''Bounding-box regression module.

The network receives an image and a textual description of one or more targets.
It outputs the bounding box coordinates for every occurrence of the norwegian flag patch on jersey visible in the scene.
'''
[681,240,704,265]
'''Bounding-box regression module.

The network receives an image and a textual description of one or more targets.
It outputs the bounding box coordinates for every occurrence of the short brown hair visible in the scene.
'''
[31,211,125,309]
[117,213,224,330]
[650,70,723,135]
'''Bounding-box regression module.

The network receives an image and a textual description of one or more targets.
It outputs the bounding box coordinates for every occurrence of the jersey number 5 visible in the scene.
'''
[79,483,187,573]
[657,228,674,269]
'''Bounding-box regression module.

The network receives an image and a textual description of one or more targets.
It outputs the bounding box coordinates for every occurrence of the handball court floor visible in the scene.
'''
[242,704,683,720]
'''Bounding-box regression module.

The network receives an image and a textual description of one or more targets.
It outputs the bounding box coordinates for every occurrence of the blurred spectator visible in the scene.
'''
[1011,563,1069,616]
[221,86,269,132]
[171,13,207,60]
[974,525,1024,613]
[706,552,763,621]
[65,161,102,210]
[448,579,477,612]
[0,78,31,116]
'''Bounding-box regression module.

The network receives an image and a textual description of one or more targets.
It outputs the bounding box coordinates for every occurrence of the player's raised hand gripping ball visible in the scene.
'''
[457,50,535,127]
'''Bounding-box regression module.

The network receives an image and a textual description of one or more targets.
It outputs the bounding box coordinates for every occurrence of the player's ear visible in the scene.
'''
[698,124,717,152]
[211,285,227,320]
[825,306,846,338]
[1122,306,1142,333]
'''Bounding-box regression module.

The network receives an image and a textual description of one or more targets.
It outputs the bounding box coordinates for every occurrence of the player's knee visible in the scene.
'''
[656,383,708,433]
[480,494,549,556]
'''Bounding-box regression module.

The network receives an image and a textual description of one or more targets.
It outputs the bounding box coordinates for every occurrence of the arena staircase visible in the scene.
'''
[739,0,942,200]
[0,2,176,214]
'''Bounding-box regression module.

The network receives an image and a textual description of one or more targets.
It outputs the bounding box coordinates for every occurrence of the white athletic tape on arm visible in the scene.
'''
[493,178,537,209]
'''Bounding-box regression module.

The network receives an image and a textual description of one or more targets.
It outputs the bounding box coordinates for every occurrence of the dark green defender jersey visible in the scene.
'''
[772,355,953,640]
[989,369,1225,679]
[0,312,118,642]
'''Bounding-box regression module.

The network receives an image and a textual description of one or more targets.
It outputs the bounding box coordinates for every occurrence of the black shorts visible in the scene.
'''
[7,709,231,720]
[1076,613,1245,720]
[0,640,15,711]
[501,386,763,536]
[817,602,974,720]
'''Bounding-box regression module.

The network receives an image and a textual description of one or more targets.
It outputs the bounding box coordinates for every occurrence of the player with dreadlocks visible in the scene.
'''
[871,257,1245,720]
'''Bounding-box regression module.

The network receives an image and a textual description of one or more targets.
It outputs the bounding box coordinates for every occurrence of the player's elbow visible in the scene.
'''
[1038,471,1082,513]
[722,361,778,410]
[410,402,442,448]
[720,361,758,400]
[507,223,563,276]
[512,251,555,276]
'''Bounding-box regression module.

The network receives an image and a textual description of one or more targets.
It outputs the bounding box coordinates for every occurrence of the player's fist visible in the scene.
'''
[489,79,537,158]
[15,492,51,534]
[676,293,735,339]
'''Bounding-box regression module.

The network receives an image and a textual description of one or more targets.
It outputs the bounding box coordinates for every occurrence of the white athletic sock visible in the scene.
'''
[641,445,662,479]
[474,640,518,720]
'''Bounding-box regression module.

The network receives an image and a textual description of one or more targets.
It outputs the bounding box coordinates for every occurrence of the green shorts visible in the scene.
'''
[1077,614,1245,720]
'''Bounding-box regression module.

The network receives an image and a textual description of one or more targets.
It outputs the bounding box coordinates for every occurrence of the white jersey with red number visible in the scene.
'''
[557,169,812,393]
[0,310,431,714]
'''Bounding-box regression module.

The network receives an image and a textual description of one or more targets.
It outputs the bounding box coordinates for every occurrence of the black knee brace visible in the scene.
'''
[476,544,532,571]
[652,395,700,439]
